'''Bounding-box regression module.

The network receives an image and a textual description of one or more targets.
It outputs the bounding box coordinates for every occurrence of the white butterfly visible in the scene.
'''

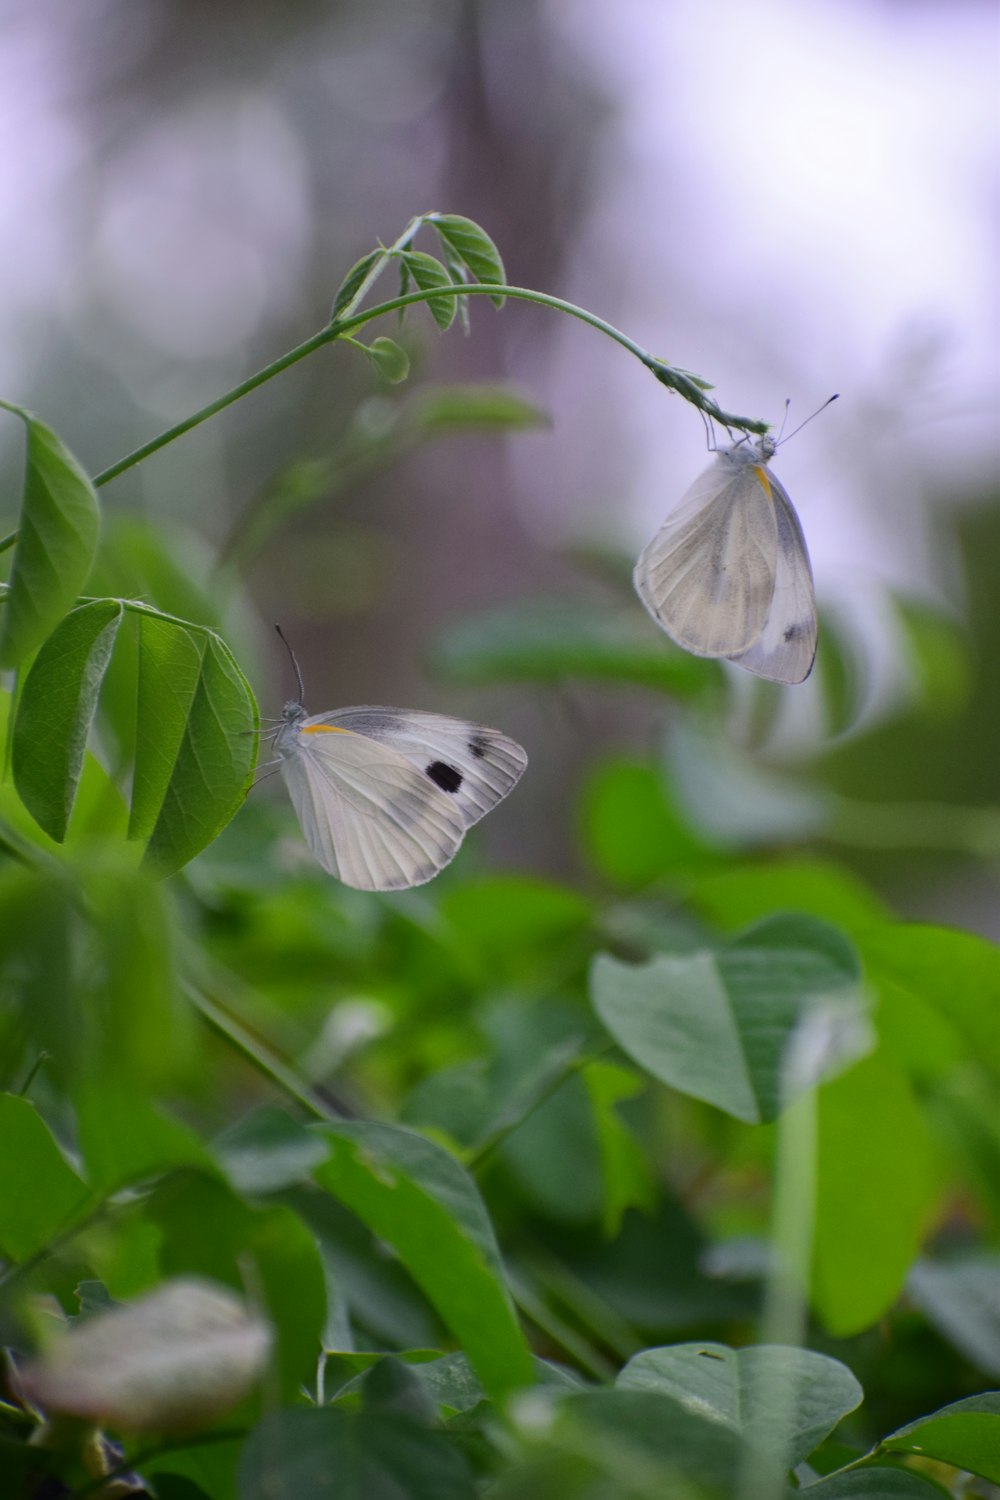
[633,435,817,685]
[272,701,527,891]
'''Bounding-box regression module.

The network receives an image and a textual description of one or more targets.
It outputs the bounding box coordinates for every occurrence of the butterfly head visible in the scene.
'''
[720,435,776,471]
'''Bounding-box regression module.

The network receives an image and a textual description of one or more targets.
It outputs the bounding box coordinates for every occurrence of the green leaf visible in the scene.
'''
[397,255,411,305]
[880,1392,1000,1484]
[491,1061,604,1225]
[11,600,123,841]
[858,923,1000,1077]
[440,243,471,331]
[398,250,456,331]
[330,250,381,322]
[365,335,410,384]
[616,1342,862,1468]
[75,1279,116,1317]
[145,1478,215,1500]
[0,407,101,668]
[894,595,972,719]
[584,1062,656,1236]
[689,858,891,938]
[312,1121,534,1400]
[580,758,721,887]
[410,384,547,432]
[92,515,228,633]
[431,599,712,696]
[536,1389,774,1499]
[130,610,259,875]
[812,1053,938,1335]
[212,1106,330,1196]
[0,867,80,1080]
[356,1355,438,1424]
[907,1255,1000,1379]
[0,686,127,852]
[0,1094,91,1261]
[287,1188,441,1354]
[591,915,868,1123]
[74,1071,212,1194]
[811,1470,953,1497]
[149,1441,242,1500]
[129,611,203,842]
[238,1407,476,1500]
[440,875,591,974]
[334,1351,580,1416]
[84,861,192,1085]
[430,215,506,307]
[0,1436,52,1494]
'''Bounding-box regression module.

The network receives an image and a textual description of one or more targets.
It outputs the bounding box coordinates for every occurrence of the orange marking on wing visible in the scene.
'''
[301,724,351,735]
[753,466,773,501]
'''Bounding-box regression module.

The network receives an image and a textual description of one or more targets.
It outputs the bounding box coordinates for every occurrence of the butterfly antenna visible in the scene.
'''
[776,398,792,443]
[777,393,839,447]
[274,624,305,704]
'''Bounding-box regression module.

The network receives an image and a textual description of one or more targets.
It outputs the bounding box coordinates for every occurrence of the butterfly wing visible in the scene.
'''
[305,708,527,829]
[633,457,778,658]
[281,725,467,891]
[727,475,817,684]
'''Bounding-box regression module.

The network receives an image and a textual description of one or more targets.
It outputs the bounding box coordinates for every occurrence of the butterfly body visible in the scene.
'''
[633,437,817,685]
[274,702,526,891]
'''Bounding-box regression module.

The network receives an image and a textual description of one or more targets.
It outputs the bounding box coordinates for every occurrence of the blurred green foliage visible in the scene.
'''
[1,216,1000,1497]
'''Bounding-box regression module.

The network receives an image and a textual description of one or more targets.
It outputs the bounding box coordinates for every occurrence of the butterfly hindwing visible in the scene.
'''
[281,725,467,891]
[633,455,778,658]
[726,473,817,684]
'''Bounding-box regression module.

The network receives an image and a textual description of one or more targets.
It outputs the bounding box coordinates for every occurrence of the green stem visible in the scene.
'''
[830,795,1000,859]
[336,214,426,320]
[88,281,766,493]
[0,1198,106,1294]
[506,1266,617,1383]
[334,284,768,432]
[186,982,341,1124]
[737,1087,818,1500]
[16,1050,49,1097]
[87,216,428,491]
[91,326,339,487]
[465,1039,613,1172]
[519,1244,643,1361]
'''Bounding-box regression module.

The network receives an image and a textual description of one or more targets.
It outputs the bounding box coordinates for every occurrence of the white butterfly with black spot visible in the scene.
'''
[633,436,818,685]
[272,703,527,891]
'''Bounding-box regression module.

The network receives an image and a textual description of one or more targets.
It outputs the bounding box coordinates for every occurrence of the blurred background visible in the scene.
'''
[1,0,998,916]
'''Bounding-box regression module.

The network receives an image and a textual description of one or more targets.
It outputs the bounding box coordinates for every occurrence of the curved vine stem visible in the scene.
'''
[86,282,767,495]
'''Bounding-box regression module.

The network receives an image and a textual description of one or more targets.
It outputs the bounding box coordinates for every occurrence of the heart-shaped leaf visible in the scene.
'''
[591,915,868,1122]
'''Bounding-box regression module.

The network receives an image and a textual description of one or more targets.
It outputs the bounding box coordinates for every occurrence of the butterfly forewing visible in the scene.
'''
[303,708,527,828]
[281,725,466,891]
[726,475,817,684]
[633,457,778,658]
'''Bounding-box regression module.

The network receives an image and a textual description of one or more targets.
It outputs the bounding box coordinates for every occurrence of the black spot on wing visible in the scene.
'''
[426,760,463,794]
[469,734,489,760]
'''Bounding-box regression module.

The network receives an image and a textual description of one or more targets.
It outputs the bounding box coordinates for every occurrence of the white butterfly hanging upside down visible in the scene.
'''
[269,702,527,892]
[633,435,818,686]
